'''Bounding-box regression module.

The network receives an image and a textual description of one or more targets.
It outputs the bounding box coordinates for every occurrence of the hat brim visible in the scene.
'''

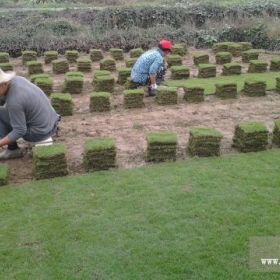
[0,71,15,84]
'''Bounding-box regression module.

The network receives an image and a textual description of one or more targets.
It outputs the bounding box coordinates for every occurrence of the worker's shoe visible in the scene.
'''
[147,87,156,97]
[0,148,23,160]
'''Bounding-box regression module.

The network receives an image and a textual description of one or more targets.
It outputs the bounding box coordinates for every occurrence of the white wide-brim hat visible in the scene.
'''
[0,68,15,84]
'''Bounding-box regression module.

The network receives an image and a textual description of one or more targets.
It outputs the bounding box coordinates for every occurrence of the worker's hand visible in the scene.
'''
[151,83,158,90]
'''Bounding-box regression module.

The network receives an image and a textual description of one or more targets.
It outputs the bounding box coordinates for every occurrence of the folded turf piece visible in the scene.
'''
[44,51,58,64]
[100,58,116,71]
[90,49,103,62]
[124,89,145,109]
[233,122,269,152]
[110,48,124,60]
[156,86,178,105]
[215,52,232,64]
[52,59,69,74]
[27,61,43,75]
[89,92,111,112]
[170,66,190,80]
[65,50,79,63]
[83,138,116,171]
[222,63,242,76]
[146,131,177,162]
[0,164,9,186]
[51,93,73,116]
[243,79,266,97]
[183,86,204,103]
[215,82,238,99]
[198,64,216,78]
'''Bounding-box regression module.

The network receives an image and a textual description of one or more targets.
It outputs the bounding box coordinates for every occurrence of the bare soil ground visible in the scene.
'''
[4,48,280,185]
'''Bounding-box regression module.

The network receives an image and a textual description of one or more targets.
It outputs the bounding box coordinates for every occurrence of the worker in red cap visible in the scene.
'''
[131,39,172,96]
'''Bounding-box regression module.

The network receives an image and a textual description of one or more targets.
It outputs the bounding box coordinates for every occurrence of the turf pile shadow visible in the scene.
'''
[34,77,53,95]
[0,63,13,71]
[233,122,269,152]
[44,51,58,64]
[90,92,111,112]
[198,64,216,78]
[215,52,232,64]
[166,55,182,67]
[129,48,143,58]
[90,49,103,62]
[272,119,280,147]
[0,52,9,63]
[242,50,259,63]
[77,58,92,72]
[248,60,268,73]
[83,138,116,172]
[270,58,280,71]
[183,86,205,103]
[171,66,190,79]
[0,164,9,186]
[243,79,266,97]
[156,86,178,105]
[52,59,69,74]
[172,44,187,56]
[63,74,84,94]
[100,58,116,71]
[222,63,242,75]
[110,48,124,61]
[22,50,37,65]
[215,82,238,99]
[188,127,223,157]
[193,53,209,65]
[26,61,43,75]
[118,68,132,85]
[32,144,68,180]
[51,93,73,116]
[125,58,137,67]
[146,131,177,162]
[124,89,145,109]
[65,50,79,63]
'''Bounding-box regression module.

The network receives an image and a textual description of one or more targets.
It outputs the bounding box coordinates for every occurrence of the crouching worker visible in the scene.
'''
[0,69,60,160]
[131,39,172,96]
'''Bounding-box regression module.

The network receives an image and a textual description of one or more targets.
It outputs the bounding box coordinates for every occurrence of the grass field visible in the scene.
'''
[165,72,280,95]
[1,150,280,279]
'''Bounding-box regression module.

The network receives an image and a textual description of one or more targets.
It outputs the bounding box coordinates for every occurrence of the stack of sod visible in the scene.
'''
[146,131,177,162]
[94,75,114,93]
[110,48,124,60]
[32,144,68,180]
[22,50,37,64]
[172,44,187,56]
[0,63,13,71]
[124,89,145,109]
[100,58,116,71]
[51,93,73,116]
[90,49,103,62]
[117,68,132,85]
[129,48,143,58]
[215,82,238,99]
[183,86,204,103]
[222,63,242,75]
[188,128,223,157]
[276,77,280,93]
[170,66,190,79]
[156,86,178,105]
[193,53,209,65]
[34,77,53,96]
[63,74,84,94]
[239,42,252,51]
[125,77,137,90]
[44,51,58,64]
[65,50,79,63]
[89,92,111,112]
[212,42,231,53]
[166,55,182,67]
[0,52,9,63]
[233,122,269,152]
[0,164,9,186]
[125,58,137,67]
[30,73,50,83]
[92,70,111,84]
[215,52,232,64]
[83,138,116,172]
[65,71,83,78]
[248,60,268,73]
[270,57,280,71]
[52,59,69,74]
[243,79,266,97]
[77,57,92,72]
[242,50,259,63]
[227,43,243,57]
[26,61,43,75]
[198,64,216,78]
[272,119,280,147]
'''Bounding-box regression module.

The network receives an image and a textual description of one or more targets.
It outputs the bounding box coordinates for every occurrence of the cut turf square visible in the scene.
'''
[270,57,280,71]
[0,52,9,63]
[183,86,204,103]
[89,92,111,112]
[272,119,280,147]
[90,49,103,62]
[166,55,182,67]
[172,43,187,56]
[65,50,79,63]
[52,59,69,74]
[34,77,53,96]
[117,68,132,85]
[198,64,216,78]
[125,58,137,68]
[156,86,178,105]
[215,82,238,99]
[26,61,43,75]
[170,66,190,80]
[248,60,268,73]
[123,89,145,109]
[22,50,37,64]
[100,58,116,71]
[243,79,266,97]
[193,53,209,65]
[51,93,73,116]
[215,52,232,64]
[222,63,242,76]
[110,48,124,60]
[0,63,13,71]
[94,75,114,93]
[44,51,58,64]
[242,50,259,63]
[129,48,143,58]
[77,57,92,72]
[63,75,84,94]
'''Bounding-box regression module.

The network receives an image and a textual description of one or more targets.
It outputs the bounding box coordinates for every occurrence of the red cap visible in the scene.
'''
[159,40,172,51]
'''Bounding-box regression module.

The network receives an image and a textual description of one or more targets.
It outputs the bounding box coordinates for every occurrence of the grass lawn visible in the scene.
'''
[1,150,280,279]
[165,72,280,95]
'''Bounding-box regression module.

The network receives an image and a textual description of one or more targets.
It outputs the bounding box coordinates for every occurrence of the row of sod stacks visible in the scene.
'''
[100,58,116,71]
[183,86,204,103]
[51,93,73,116]
[32,144,68,180]
[0,164,9,186]
[243,80,266,97]
[129,48,143,58]
[242,50,259,63]
[65,50,79,63]
[233,122,268,152]
[170,66,190,79]
[125,78,137,90]
[0,63,13,71]
[248,60,268,73]
[212,42,252,54]
[0,52,9,63]
[90,92,111,112]
[83,138,116,171]
[44,51,58,64]
[90,49,103,62]
[215,52,232,64]
[172,43,187,56]
[212,42,231,53]
[30,73,50,83]
[110,49,124,60]
[166,55,182,67]
[124,89,145,109]
[117,68,131,85]
[63,72,84,94]
[52,59,69,74]
[198,64,216,78]
[22,51,37,64]
[215,82,237,99]
[156,86,178,105]
[125,58,137,67]
[223,63,241,75]
[188,128,223,157]
[272,120,280,147]
[146,132,177,162]
[92,70,111,82]
[77,57,92,72]
[94,75,114,93]
[26,61,43,75]
[239,42,253,51]
[34,77,53,95]
[193,53,209,65]
[270,58,280,71]
[276,77,280,92]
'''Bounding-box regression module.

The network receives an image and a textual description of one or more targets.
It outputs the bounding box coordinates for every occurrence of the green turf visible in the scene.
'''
[84,138,115,152]
[0,150,280,278]
[51,93,72,102]
[146,131,177,144]
[236,122,268,133]
[190,127,223,138]
[65,71,83,78]
[33,144,66,159]
[165,72,280,95]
